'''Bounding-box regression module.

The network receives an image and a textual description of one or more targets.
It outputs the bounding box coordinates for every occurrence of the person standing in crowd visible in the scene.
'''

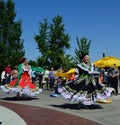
[58,53,112,107]
[2,64,12,84]
[1,70,6,85]
[50,67,64,97]
[4,64,12,75]
[108,64,119,96]
[49,67,55,91]
[0,57,42,97]
[41,66,49,89]
[11,66,18,81]
[31,66,44,88]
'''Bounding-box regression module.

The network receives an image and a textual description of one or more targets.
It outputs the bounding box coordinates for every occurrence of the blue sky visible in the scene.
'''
[13,0,120,62]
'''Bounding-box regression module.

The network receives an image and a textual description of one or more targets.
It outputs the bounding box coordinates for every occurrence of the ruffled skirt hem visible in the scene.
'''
[58,87,113,105]
[0,85,42,97]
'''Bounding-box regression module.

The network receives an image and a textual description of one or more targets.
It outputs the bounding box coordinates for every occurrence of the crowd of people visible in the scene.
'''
[98,64,120,96]
[0,54,120,108]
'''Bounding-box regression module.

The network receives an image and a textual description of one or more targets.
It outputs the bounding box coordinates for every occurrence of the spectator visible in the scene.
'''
[108,64,119,96]
[49,67,55,91]
[11,66,18,81]
[1,70,6,85]
[2,64,12,84]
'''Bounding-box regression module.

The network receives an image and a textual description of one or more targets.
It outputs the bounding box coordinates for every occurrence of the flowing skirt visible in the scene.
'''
[0,72,42,97]
[58,76,112,105]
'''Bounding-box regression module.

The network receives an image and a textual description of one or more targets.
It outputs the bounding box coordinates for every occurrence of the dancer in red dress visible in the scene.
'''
[0,57,42,97]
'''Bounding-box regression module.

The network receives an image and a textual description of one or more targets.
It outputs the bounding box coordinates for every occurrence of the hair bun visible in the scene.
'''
[20,57,26,63]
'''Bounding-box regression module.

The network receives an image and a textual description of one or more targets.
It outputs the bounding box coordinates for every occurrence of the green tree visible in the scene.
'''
[0,0,25,72]
[74,36,91,64]
[62,54,75,70]
[34,18,50,67]
[28,60,38,67]
[34,15,71,69]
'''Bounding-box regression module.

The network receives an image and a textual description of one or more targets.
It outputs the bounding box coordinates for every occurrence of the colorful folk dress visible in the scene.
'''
[0,64,43,97]
[58,62,112,105]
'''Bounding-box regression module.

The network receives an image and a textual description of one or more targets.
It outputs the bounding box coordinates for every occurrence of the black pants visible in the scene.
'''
[111,77,118,94]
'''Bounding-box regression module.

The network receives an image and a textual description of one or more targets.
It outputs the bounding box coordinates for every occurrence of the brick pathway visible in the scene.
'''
[0,101,101,125]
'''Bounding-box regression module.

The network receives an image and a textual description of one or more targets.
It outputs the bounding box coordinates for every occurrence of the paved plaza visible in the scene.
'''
[0,88,120,125]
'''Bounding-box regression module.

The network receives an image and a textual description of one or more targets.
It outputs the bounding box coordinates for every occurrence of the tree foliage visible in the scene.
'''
[34,15,73,69]
[28,60,38,67]
[74,36,91,64]
[0,0,25,72]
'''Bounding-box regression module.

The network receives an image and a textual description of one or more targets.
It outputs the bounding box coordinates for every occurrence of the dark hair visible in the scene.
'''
[20,57,26,63]
[80,53,89,60]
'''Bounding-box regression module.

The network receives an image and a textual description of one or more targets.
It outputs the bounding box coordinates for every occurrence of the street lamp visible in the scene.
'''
[102,50,106,58]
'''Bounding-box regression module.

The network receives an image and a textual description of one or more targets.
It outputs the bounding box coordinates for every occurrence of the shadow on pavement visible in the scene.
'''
[1,96,39,101]
[50,103,103,110]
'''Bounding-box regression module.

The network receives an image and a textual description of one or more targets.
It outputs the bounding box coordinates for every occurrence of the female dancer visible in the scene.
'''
[0,57,42,97]
[58,54,112,106]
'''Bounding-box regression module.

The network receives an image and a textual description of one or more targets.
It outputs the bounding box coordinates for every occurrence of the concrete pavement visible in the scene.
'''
[0,87,120,125]
[0,105,27,125]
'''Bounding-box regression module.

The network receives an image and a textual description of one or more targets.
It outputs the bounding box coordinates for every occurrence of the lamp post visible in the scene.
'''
[102,50,105,58]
